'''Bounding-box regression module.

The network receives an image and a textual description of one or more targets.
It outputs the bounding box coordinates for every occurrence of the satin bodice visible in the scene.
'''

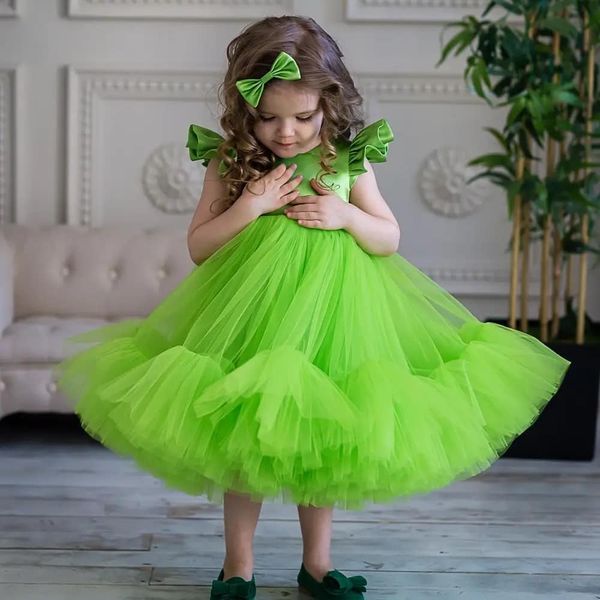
[186,119,394,216]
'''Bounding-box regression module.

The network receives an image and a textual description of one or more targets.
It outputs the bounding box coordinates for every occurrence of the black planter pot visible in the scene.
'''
[484,318,600,461]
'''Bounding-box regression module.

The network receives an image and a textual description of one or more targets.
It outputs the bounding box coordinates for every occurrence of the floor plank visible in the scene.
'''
[0,413,598,599]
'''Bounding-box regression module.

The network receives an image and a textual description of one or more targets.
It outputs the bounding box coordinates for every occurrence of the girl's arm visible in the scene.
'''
[345,161,400,256]
[187,158,258,264]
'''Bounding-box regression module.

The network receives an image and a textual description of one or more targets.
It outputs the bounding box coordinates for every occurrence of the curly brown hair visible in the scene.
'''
[208,15,365,215]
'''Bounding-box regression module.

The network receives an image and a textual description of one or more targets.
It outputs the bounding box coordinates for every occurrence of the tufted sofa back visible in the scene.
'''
[1,225,194,319]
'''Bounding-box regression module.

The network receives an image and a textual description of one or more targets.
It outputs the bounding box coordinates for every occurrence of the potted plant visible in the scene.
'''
[437,0,600,460]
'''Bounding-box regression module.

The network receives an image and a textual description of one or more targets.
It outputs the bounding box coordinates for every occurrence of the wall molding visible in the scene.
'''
[355,73,480,105]
[67,0,293,19]
[67,67,221,227]
[68,69,481,228]
[0,0,18,17]
[66,67,532,296]
[353,72,540,295]
[142,143,204,214]
[346,0,512,23]
[418,146,491,217]
[418,262,543,298]
[0,68,17,224]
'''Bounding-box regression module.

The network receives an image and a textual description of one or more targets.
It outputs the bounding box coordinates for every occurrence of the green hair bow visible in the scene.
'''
[235,51,301,108]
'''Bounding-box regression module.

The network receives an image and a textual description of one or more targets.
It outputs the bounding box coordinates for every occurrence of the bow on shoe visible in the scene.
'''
[210,578,252,600]
[235,51,301,108]
[322,570,368,597]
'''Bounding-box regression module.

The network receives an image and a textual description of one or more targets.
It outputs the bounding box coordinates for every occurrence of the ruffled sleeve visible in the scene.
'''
[348,119,394,188]
[186,124,225,167]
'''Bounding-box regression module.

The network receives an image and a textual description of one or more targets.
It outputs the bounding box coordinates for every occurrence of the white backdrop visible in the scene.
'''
[1,0,598,320]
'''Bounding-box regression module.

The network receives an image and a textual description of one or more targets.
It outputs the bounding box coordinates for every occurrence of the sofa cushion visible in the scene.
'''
[1,225,193,319]
[0,315,135,364]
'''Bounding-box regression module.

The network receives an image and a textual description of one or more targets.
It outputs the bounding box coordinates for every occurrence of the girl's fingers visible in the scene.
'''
[280,175,303,194]
[275,163,296,180]
[282,189,300,202]
[285,165,300,182]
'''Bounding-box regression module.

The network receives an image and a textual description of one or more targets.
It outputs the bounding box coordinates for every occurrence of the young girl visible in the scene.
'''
[55,15,571,600]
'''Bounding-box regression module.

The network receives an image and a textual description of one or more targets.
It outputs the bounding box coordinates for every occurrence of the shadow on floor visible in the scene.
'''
[0,413,98,446]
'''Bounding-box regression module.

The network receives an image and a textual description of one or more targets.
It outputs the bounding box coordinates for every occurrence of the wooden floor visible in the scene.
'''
[0,414,599,600]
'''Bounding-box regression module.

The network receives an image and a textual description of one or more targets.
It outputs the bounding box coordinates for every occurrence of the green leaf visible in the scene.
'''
[551,89,584,107]
[550,0,577,12]
[467,153,514,170]
[469,61,488,99]
[539,16,578,38]
[507,95,527,125]
[492,75,512,97]
[484,126,510,151]
[506,179,522,220]
[522,120,544,150]
[467,170,513,186]
[533,185,549,213]
[491,0,524,15]
[481,0,496,17]
[527,93,543,123]
[437,24,473,66]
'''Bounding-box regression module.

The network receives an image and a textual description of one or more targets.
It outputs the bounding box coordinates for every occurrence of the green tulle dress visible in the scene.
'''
[55,119,571,510]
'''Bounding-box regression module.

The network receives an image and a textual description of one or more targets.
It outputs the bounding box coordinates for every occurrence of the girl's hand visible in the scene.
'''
[239,163,303,217]
[284,179,352,230]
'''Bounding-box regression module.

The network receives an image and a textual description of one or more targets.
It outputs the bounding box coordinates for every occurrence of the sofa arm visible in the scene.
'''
[0,231,14,335]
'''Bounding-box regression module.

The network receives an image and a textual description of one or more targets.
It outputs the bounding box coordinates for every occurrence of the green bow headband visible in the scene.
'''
[236,51,301,108]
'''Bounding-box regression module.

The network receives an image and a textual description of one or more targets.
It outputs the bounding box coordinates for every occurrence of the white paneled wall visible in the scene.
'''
[0,0,598,320]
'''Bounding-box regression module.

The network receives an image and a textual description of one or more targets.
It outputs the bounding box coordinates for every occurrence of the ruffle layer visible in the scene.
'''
[186,124,224,167]
[55,215,570,509]
[348,119,394,187]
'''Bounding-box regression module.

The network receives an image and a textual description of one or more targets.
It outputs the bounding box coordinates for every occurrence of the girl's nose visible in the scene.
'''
[277,120,295,137]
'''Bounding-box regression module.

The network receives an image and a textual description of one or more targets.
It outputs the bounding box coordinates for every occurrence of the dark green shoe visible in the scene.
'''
[210,568,256,600]
[297,563,367,599]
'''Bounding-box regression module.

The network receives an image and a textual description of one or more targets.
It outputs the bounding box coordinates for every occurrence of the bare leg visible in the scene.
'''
[297,503,334,581]
[222,490,263,581]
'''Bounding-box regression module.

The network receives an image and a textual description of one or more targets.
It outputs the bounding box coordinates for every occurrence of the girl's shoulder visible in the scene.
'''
[346,118,394,188]
[185,118,394,187]
[186,124,224,165]
[186,124,232,176]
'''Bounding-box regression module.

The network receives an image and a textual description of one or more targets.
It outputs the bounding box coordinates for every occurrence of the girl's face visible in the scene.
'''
[253,81,324,158]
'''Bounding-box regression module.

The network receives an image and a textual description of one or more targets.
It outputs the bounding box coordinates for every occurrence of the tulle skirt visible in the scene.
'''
[55,214,571,509]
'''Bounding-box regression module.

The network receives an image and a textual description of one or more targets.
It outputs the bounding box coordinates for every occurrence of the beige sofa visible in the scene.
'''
[0,225,193,419]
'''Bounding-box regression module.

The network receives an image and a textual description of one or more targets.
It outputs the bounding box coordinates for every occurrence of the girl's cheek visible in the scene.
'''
[253,125,267,144]
[254,123,271,140]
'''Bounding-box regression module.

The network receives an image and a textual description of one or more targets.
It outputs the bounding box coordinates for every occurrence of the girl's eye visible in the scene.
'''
[258,115,313,122]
